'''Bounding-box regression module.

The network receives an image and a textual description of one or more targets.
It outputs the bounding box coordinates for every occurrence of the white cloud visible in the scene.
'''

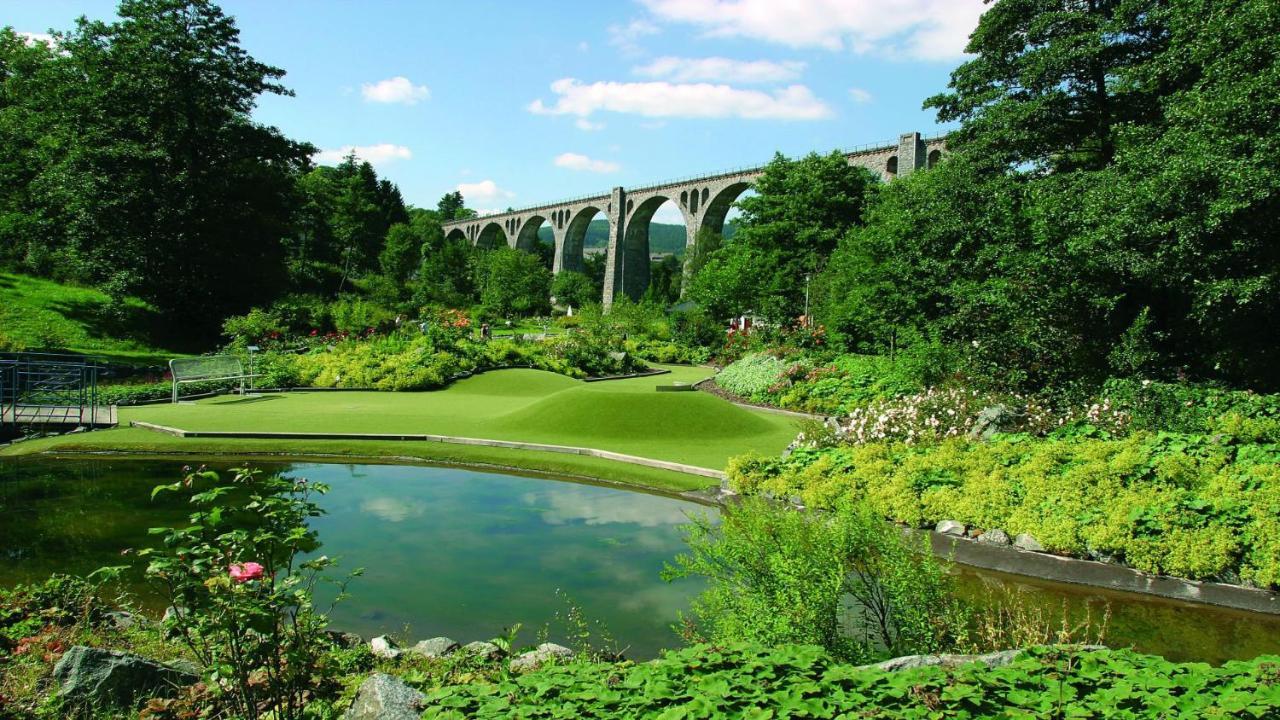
[529,78,831,120]
[634,56,805,84]
[360,497,425,523]
[575,118,606,131]
[554,152,621,173]
[849,87,873,103]
[457,179,514,204]
[313,143,412,166]
[18,31,55,46]
[639,0,986,60]
[361,76,430,105]
[608,18,659,55]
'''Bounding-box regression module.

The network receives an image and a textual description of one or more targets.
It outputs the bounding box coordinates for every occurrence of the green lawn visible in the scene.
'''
[2,365,798,489]
[0,272,189,365]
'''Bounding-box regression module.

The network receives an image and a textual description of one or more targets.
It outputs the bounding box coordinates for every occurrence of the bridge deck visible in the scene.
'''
[1,404,117,427]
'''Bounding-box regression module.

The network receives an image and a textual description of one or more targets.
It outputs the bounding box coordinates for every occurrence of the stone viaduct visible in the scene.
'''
[441,131,946,308]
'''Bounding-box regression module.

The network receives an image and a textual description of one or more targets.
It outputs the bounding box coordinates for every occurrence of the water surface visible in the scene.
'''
[2,457,1278,663]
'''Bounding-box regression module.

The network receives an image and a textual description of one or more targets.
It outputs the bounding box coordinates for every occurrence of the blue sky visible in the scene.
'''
[10,1,985,221]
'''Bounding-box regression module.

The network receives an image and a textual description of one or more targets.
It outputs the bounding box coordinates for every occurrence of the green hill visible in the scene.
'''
[0,272,190,364]
[538,220,737,256]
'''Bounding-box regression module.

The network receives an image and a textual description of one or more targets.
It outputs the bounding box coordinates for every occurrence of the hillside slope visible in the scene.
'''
[0,272,190,364]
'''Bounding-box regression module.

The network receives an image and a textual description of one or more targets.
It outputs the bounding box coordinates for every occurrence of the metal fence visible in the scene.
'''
[0,352,107,430]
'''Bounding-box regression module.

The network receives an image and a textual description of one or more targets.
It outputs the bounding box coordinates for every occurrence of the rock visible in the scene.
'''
[161,606,185,624]
[408,637,459,659]
[967,404,1022,441]
[935,520,966,537]
[369,635,401,660]
[342,673,426,720]
[865,649,1024,673]
[461,641,502,661]
[326,631,364,649]
[52,646,198,710]
[509,643,573,673]
[1014,533,1045,552]
[105,611,139,631]
[979,528,1011,546]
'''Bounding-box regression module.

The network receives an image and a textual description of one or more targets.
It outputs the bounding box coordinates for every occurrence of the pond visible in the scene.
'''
[2,457,1279,663]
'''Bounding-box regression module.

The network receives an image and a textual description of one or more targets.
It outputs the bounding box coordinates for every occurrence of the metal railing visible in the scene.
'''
[441,132,951,225]
[0,352,107,430]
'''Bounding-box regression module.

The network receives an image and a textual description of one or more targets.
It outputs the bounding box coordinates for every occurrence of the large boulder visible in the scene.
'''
[461,641,502,661]
[342,673,426,720]
[510,643,573,673]
[978,528,1011,546]
[935,520,967,537]
[52,646,198,710]
[1014,533,1045,552]
[369,635,401,660]
[408,637,459,659]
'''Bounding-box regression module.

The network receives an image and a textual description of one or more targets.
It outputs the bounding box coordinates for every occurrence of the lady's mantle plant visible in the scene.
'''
[140,467,358,720]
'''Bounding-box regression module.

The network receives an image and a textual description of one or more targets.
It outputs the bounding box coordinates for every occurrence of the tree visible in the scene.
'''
[689,152,878,322]
[436,190,467,221]
[6,0,314,333]
[551,271,597,311]
[926,0,1171,172]
[474,247,550,318]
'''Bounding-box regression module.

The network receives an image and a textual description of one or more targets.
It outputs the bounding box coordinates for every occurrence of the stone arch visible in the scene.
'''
[445,227,467,244]
[620,194,680,300]
[562,206,604,274]
[515,214,547,254]
[886,155,899,177]
[475,221,507,250]
[927,149,942,169]
[699,181,753,240]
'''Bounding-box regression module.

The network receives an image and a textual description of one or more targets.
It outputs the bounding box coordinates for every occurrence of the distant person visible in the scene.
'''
[481,323,491,340]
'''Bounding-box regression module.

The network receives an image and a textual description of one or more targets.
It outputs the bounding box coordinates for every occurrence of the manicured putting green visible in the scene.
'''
[114,365,797,470]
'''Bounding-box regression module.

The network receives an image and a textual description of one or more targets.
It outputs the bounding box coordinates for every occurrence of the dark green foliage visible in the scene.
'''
[473,247,552,318]
[0,3,313,334]
[550,271,596,310]
[689,152,878,323]
[422,643,1280,719]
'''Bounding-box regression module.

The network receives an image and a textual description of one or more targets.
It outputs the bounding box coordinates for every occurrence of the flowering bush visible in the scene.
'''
[141,467,359,720]
[715,353,787,400]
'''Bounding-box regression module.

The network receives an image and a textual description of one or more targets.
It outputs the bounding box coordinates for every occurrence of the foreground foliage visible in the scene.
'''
[423,643,1280,719]
[664,499,963,663]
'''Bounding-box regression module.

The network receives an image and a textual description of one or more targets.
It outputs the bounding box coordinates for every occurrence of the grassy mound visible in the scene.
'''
[0,272,187,364]
[490,389,781,442]
[8,367,798,472]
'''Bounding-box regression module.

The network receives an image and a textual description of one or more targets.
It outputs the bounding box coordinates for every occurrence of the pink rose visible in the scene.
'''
[229,562,265,583]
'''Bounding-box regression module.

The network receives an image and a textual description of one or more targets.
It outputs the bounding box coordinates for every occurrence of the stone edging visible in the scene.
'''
[128,421,726,480]
[925,530,1280,616]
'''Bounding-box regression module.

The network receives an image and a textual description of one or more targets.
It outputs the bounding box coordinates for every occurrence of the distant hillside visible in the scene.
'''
[537,220,737,256]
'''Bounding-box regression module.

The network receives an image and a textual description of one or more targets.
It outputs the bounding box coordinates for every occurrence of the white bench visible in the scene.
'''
[169,356,260,404]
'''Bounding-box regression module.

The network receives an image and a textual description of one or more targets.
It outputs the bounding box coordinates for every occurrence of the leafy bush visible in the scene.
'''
[729,432,1280,587]
[422,643,1280,719]
[142,467,358,720]
[663,498,966,663]
[628,339,710,365]
[715,353,786,400]
[1105,378,1280,433]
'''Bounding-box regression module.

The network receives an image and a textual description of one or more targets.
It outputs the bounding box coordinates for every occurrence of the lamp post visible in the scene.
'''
[804,274,812,320]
